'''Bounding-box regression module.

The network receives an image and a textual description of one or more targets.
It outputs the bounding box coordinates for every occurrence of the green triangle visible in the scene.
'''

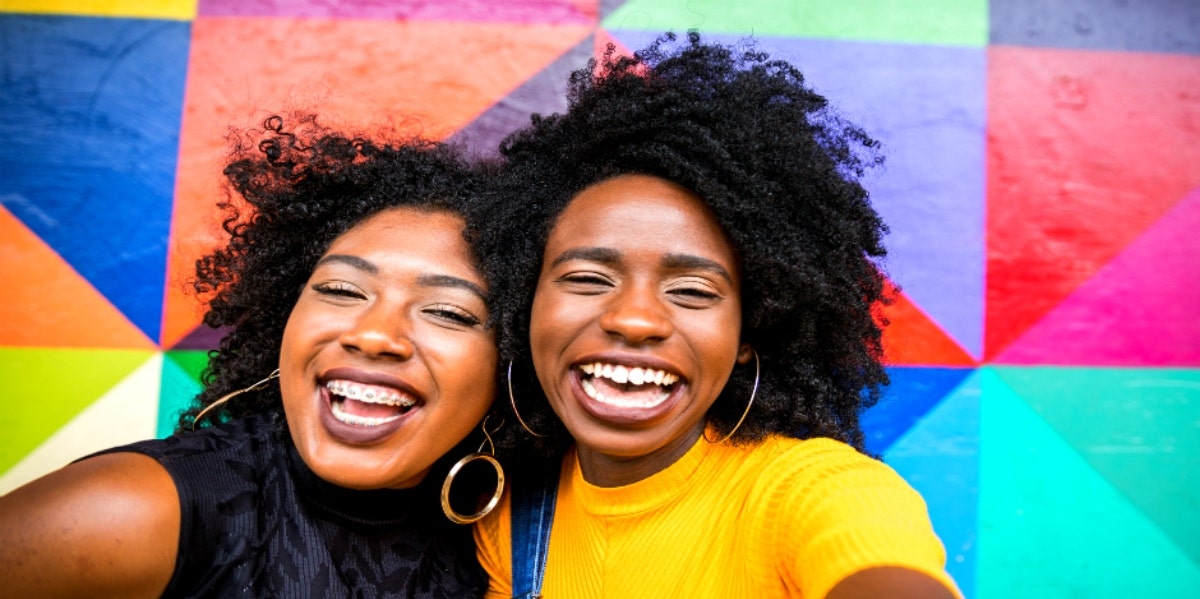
[0,348,154,473]
[602,0,987,47]
[993,366,1200,565]
[978,369,1200,598]
[158,351,210,437]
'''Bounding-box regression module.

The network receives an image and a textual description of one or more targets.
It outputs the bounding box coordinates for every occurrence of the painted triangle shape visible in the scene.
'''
[991,365,1200,565]
[978,369,1200,596]
[450,35,596,159]
[0,206,152,348]
[0,350,159,494]
[0,15,188,343]
[159,351,209,437]
[884,370,981,599]
[880,286,976,366]
[997,187,1200,366]
[985,48,1200,359]
[862,366,974,455]
[161,19,593,347]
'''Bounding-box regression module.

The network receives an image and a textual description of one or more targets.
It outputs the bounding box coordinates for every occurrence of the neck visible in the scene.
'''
[574,423,705,488]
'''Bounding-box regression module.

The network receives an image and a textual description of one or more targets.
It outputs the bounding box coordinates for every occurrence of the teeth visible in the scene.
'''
[578,363,679,387]
[330,399,404,427]
[326,380,415,407]
[581,377,671,409]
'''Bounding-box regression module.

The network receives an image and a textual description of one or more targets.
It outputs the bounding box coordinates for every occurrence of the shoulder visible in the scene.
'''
[740,437,960,599]
[0,451,180,598]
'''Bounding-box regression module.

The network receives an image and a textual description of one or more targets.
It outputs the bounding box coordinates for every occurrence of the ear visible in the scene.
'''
[736,343,754,365]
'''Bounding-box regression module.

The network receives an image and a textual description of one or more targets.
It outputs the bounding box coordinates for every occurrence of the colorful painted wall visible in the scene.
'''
[1,1,1197,596]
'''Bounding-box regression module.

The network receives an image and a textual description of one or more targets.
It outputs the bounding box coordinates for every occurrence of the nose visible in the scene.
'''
[598,282,674,344]
[339,302,415,359]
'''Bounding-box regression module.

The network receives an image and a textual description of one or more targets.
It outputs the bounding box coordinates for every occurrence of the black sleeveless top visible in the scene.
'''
[95,413,485,598]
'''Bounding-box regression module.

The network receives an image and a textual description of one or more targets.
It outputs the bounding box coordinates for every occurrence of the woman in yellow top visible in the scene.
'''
[471,33,962,598]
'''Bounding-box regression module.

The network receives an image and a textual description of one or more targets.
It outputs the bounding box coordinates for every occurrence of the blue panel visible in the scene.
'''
[885,371,981,598]
[608,31,987,358]
[990,0,1200,55]
[862,367,974,455]
[0,15,190,343]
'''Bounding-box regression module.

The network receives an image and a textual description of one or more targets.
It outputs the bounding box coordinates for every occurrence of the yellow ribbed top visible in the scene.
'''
[476,434,961,598]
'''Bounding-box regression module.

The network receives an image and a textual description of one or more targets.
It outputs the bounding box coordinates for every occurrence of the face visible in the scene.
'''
[530,174,750,487]
[278,207,496,490]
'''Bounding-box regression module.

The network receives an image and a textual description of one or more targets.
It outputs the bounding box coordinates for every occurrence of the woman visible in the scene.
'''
[472,34,962,598]
[0,117,500,597]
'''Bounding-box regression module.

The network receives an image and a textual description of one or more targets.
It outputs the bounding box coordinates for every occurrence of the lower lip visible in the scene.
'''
[569,370,684,426]
[317,386,416,445]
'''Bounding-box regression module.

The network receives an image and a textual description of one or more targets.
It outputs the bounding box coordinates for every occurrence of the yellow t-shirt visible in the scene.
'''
[475,435,961,598]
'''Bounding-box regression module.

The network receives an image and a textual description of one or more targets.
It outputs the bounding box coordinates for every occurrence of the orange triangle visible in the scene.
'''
[879,285,976,366]
[0,207,152,349]
[161,19,592,347]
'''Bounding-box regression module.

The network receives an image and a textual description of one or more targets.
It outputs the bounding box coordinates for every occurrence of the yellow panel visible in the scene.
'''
[0,0,196,20]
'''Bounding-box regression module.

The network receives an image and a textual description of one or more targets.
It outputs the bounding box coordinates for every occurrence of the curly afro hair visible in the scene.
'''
[179,115,490,432]
[471,32,891,459]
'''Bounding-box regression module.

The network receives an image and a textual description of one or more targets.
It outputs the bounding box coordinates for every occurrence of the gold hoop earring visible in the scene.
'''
[508,361,545,438]
[441,416,506,525]
[704,351,760,444]
[192,369,280,430]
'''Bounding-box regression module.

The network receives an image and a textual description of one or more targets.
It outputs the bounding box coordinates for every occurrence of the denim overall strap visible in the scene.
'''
[510,466,559,599]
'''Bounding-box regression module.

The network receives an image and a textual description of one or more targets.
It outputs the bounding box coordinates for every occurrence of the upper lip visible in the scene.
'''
[572,352,684,381]
[320,367,425,404]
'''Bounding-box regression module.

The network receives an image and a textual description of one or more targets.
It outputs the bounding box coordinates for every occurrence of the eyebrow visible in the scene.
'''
[316,254,487,301]
[550,247,733,284]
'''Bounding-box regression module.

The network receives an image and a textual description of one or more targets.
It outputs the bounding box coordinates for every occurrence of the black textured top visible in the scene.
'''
[94,412,485,598]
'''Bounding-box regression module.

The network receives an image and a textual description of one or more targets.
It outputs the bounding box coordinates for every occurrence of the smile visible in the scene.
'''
[326,379,416,427]
[578,362,680,409]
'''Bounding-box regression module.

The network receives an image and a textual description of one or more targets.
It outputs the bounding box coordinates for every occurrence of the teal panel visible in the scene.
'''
[884,370,981,598]
[977,369,1200,598]
[157,350,208,437]
[603,0,987,46]
[993,366,1200,564]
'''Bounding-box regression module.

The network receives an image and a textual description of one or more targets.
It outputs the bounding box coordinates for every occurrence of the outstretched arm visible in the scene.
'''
[828,567,959,599]
[0,452,180,598]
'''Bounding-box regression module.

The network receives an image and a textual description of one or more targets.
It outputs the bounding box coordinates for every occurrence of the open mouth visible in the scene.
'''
[577,362,681,409]
[326,379,417,427]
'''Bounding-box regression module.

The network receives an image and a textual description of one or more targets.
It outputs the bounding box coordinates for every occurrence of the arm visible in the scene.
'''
[828,567,958,599]
[0,452,180,598]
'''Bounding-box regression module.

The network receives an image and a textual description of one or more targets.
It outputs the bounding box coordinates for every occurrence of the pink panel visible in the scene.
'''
[198,0,598,24]
[997,187,1200,366]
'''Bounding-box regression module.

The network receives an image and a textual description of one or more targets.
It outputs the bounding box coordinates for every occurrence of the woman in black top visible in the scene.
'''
[0,117,499,597]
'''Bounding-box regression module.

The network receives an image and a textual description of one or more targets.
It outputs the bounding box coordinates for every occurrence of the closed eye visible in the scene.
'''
[312,281,366,300]
[425,303,482,327]
[557,271,615,293]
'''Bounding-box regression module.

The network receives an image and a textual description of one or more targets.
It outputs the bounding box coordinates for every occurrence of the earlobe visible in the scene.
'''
[736,343,753,365]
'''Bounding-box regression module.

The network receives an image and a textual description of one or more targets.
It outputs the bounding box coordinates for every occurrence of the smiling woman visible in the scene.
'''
[0,117,498,598]
[471,33,963,598]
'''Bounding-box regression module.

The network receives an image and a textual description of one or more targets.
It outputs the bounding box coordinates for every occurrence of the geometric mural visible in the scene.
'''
[2,1,1198,597]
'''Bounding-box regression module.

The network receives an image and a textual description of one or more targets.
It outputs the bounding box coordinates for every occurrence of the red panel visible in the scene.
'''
[880,285,976,367]
[161,18,590,347]
[996,187,1200,366]
[986,47,1200,359]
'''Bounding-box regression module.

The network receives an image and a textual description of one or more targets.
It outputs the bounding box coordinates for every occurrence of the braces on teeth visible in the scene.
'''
[326,380,415,407]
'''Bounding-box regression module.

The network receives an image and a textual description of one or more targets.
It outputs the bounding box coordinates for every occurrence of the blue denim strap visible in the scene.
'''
[510,466,559,599]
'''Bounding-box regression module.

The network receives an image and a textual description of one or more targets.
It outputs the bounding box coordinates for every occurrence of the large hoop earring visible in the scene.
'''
[508,361,545,438]
[704,351,760,444]
[192,369,280,430]
[441,416,506,525]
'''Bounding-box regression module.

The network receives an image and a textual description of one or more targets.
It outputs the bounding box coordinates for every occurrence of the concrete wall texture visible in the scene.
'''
[1,1,1198,596]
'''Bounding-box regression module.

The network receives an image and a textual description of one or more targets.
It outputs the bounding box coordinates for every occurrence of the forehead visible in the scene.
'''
[548,174,736,262]
[325,207,479,275]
